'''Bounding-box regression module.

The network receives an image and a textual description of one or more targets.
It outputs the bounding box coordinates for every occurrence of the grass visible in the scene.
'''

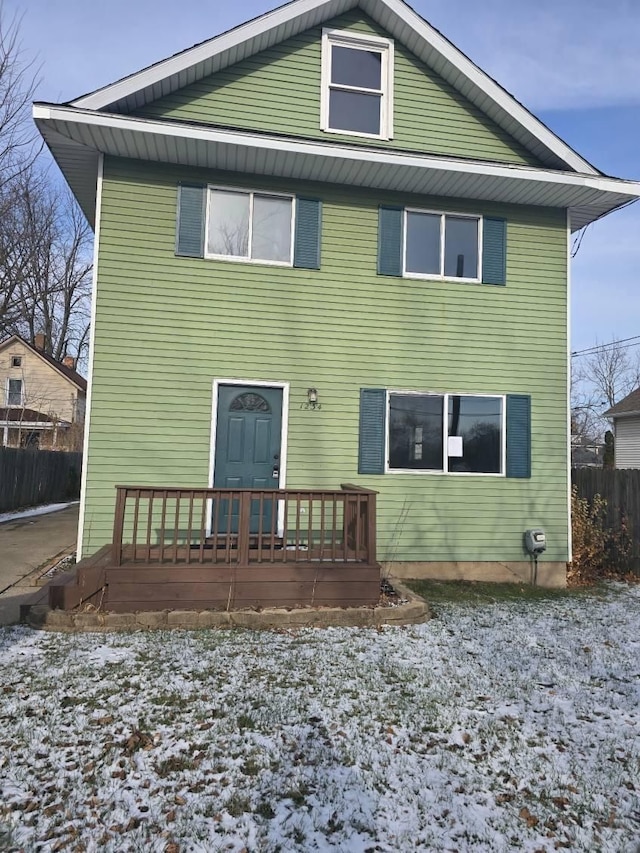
[1,587,639,851]
[403,578,611,608]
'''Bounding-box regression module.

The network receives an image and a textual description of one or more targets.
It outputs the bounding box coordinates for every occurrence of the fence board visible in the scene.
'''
[0,448,82,513]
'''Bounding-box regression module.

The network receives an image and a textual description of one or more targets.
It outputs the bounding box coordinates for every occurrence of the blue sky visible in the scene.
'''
[12,0,640,352]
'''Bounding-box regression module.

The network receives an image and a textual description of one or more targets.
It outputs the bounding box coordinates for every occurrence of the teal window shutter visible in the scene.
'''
[506,394,531,478]
[482,217,506,285]
[378,206,403,276]
[176,184,206,258]
[359,389,387,474]
[294,198,322,269]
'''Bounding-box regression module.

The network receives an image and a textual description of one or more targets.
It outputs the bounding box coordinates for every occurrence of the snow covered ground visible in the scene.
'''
[0,501,78,525]
[1,585,639,852]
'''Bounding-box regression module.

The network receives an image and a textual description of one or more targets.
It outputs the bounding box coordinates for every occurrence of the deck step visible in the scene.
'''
[48,544,112,610]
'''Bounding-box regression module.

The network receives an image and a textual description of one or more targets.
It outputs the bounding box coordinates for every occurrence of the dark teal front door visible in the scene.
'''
[213,385,283,533]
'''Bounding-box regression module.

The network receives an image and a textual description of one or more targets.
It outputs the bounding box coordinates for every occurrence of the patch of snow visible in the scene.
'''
[0,501,78,525]
[0,585,639,851]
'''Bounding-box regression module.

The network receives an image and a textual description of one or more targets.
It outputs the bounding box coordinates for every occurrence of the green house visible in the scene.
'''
[35,0,640,606]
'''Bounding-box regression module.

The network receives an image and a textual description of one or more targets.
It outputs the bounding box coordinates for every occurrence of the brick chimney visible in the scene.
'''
[34,333,45,351]
[63,356,76,370]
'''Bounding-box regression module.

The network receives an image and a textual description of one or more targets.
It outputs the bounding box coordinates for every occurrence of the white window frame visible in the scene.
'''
[6,377,23,408]
[385,390,506,477]
[403,209,483,283]
[321,28,394,140]
[204,186,295,267]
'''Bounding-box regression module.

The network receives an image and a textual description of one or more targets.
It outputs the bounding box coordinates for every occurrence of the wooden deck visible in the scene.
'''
[51,485,381,612]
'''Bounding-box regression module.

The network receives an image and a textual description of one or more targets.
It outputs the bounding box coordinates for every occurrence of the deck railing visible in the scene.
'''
[112,484,377,567]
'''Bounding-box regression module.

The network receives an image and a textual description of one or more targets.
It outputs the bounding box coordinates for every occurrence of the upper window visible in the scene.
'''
[388,392,504,475]
[321,29,394,139]
[405,211,481,281]
[11,356,22,368]
[7,378,23,407]
[206,188,294,265]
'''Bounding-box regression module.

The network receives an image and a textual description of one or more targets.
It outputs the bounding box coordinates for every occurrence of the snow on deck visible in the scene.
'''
[0,585,639,851]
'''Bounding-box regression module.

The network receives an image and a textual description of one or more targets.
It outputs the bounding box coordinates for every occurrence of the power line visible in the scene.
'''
[571,335,640,358]
[571,225,589,258]
[570,199,638,259]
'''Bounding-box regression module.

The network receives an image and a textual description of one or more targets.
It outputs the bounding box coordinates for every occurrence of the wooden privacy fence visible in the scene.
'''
[113,484,377,567]
[0,448,82,513]
[572,467,640,572]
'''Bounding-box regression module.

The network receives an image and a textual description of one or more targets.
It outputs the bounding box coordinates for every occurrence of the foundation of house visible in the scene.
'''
[384,561,567,588]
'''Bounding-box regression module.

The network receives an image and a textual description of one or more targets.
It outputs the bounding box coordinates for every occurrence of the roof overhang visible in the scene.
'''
[69,0,597,176]
[604,410,640,420]
[34,104,640,232]
[0,420,66,428]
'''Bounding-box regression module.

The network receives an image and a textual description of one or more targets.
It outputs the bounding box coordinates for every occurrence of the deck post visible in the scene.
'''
[367,492,377,564]
[112,487,126,567]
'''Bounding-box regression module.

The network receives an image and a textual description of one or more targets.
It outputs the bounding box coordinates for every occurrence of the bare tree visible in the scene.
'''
[0,6,92,365]
[0,2,38,188]
[9,175,92,360]
[571,338,640,441]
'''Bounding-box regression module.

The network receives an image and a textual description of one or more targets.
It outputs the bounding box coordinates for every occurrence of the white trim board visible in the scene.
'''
[566,210,572,564]
[68,0,595,175]
[76,153,104,561]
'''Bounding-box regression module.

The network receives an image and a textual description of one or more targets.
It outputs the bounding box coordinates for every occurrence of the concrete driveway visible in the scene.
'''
[0,504,79,626]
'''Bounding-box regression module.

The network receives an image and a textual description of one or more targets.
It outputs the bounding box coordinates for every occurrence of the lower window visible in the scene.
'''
[7,378,22,407]
[388,392,504,474]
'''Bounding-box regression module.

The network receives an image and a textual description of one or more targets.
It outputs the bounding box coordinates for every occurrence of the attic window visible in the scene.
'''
[321,29,394,139]
[11,356,22,368]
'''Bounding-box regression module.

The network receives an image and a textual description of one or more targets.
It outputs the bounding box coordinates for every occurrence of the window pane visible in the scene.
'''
[406,212,441,275]
[329,89,381,135]
[252,195,292,262]
[207,190,249,257]
[389,394,444,470]
[444,217,479,279]
[448,396,502,473]
[331,46,382,90]
[7,379,22,406]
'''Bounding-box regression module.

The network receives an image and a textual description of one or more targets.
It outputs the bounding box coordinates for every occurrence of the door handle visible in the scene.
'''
[272,466,280,479]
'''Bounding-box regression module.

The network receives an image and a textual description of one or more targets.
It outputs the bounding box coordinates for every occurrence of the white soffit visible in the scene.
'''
[34,105,640,232]
[69,0,597,176]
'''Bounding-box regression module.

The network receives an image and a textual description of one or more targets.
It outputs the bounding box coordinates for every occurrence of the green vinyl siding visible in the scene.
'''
[137,11,542,168]
[82,156,569,564]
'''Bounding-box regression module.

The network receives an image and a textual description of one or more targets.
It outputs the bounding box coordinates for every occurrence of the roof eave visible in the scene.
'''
[604,409,640,419]
[33,104,640,232]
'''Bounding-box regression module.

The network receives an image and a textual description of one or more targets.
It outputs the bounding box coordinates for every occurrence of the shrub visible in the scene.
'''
[569,486,633,584]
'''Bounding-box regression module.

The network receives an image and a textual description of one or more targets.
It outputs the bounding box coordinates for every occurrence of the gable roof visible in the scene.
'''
[69,0,595,176]
[603,388,640,418]
[0,336,87,393]
[33,0,640,231]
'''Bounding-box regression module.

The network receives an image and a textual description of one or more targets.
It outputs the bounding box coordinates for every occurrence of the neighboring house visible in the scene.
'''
[34,0,640,605]
[571,437,603,468]
[604,389,640,468]
[0,334,87,450]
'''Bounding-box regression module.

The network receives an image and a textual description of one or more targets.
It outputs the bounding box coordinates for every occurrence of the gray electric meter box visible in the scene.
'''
[525,529,546,555]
